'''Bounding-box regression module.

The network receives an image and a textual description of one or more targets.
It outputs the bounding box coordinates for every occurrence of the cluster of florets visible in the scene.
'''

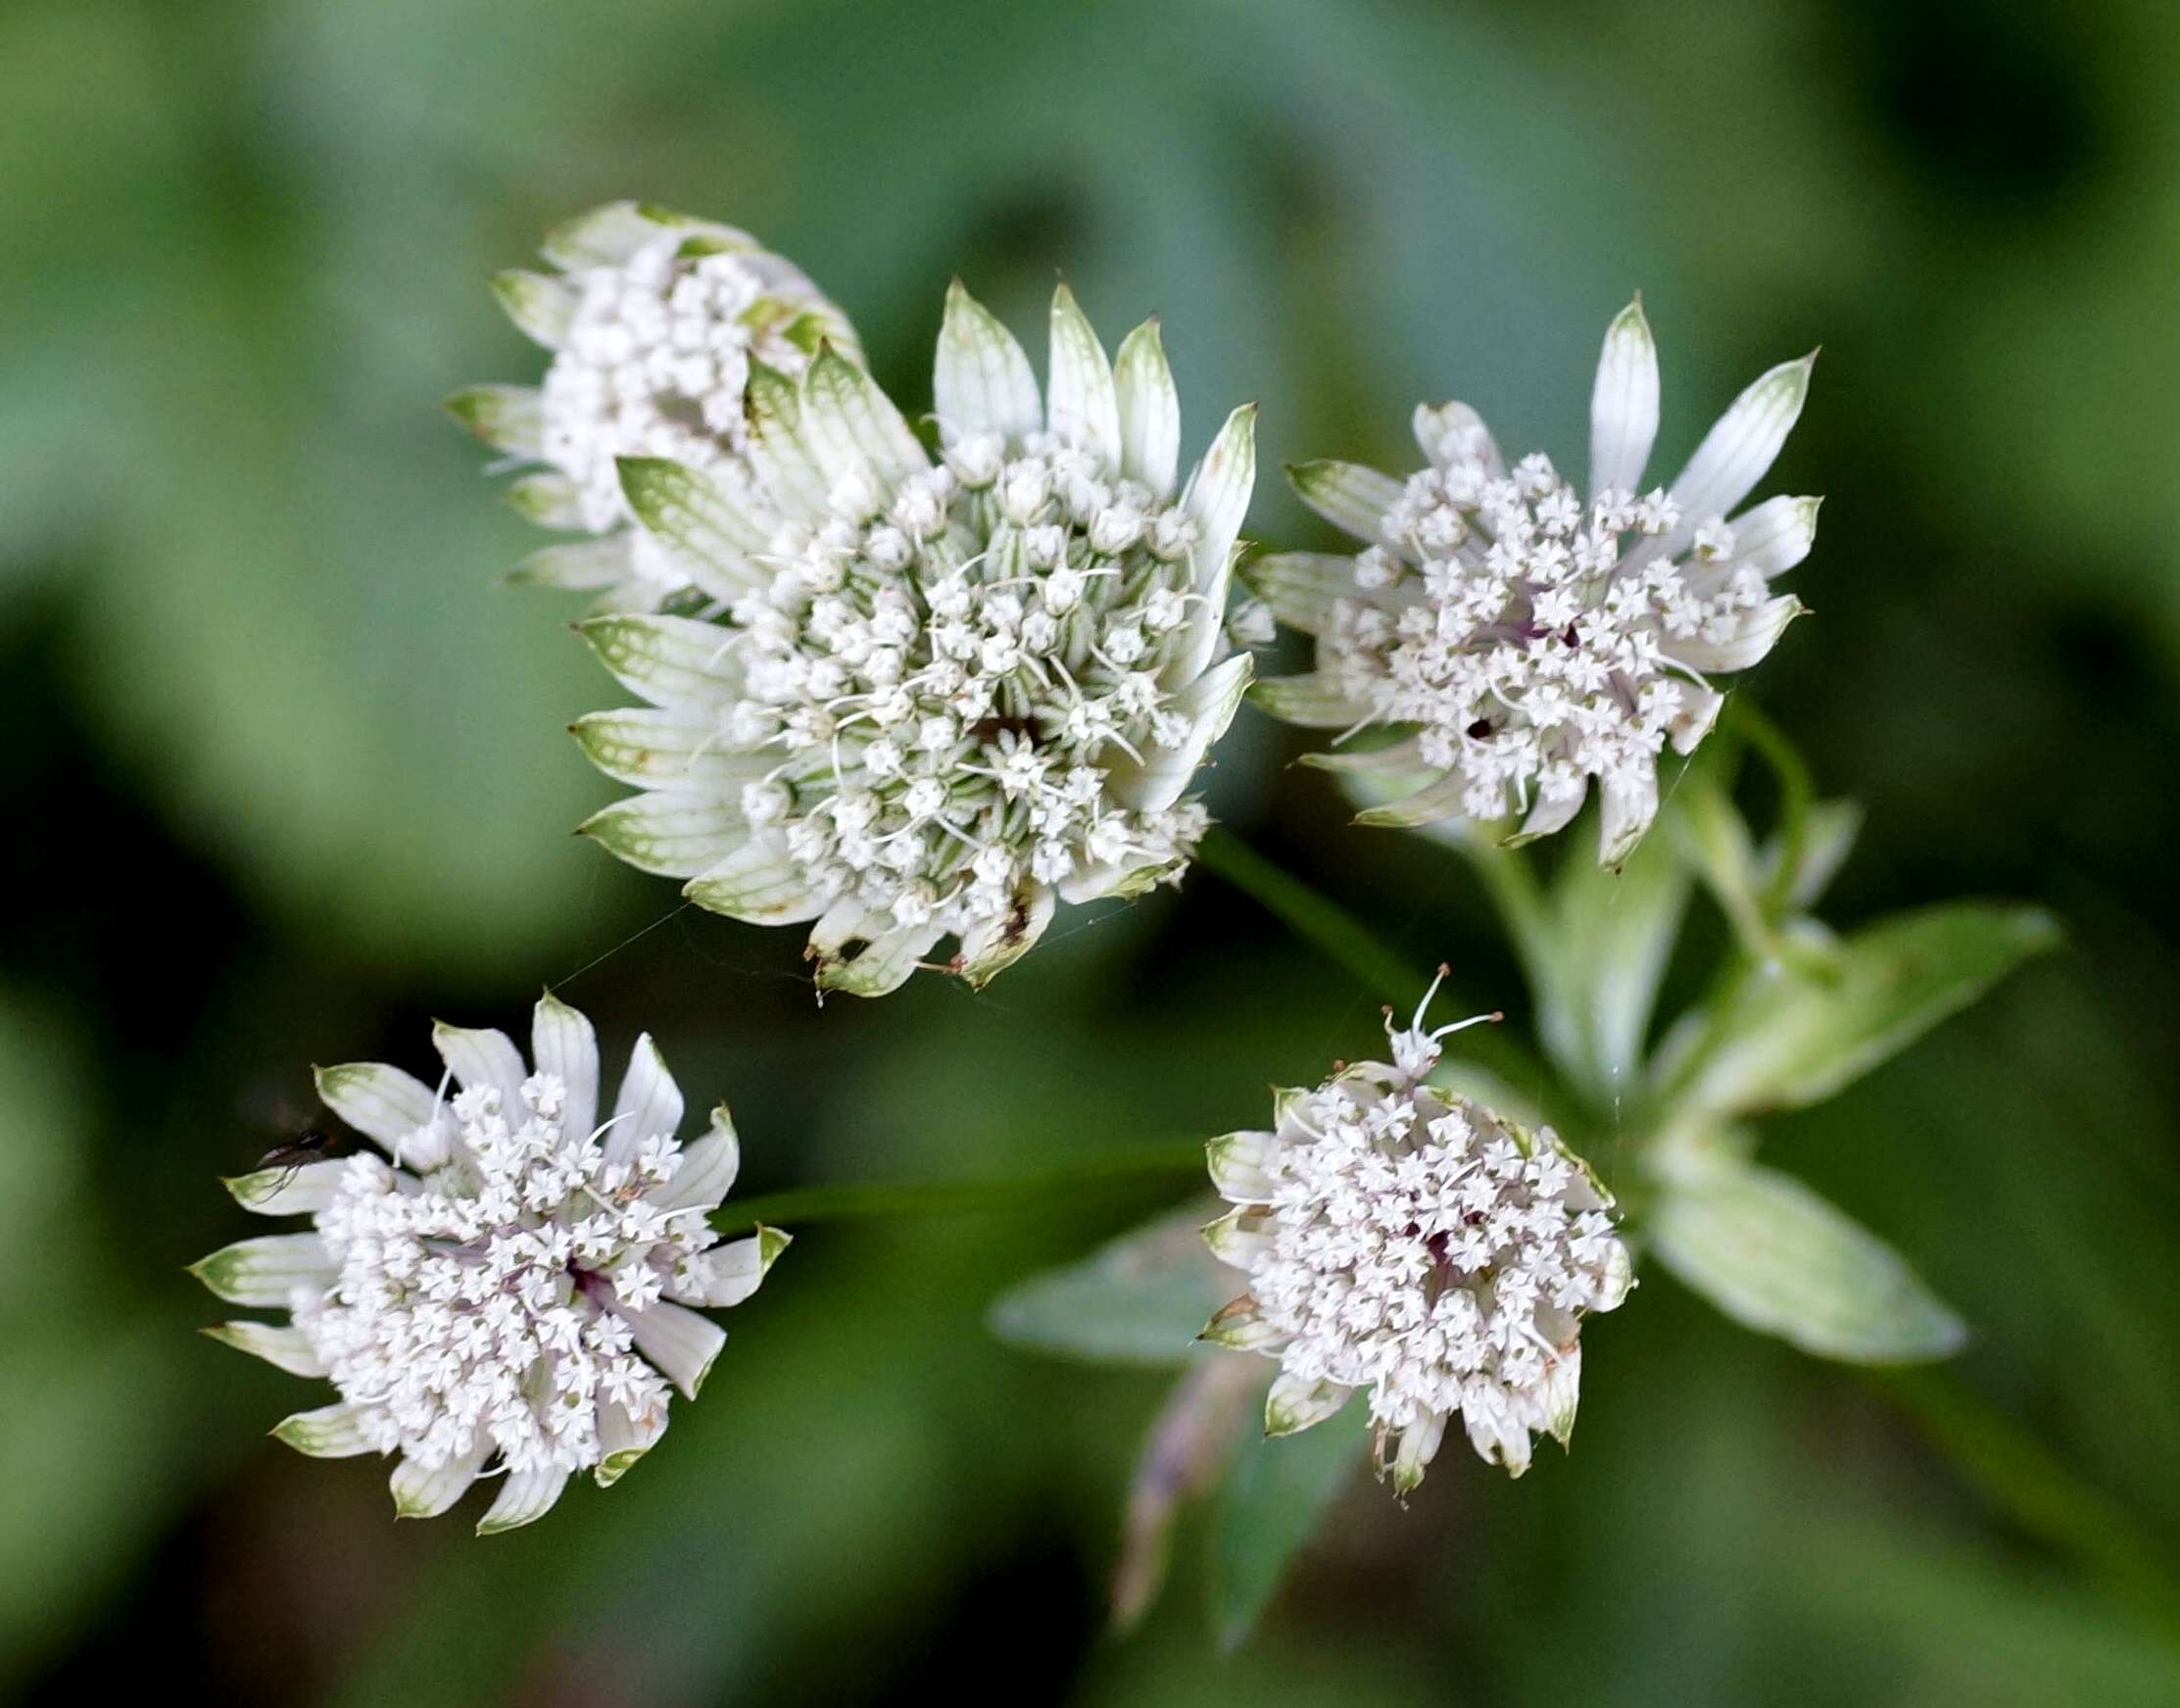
[576,281,1255,993]
[1252,301,1816,864]
[1322,441,1758,829]
[539,237,788,538]
[1203,978,1630,1488]
[730,434,1217,940]
[196,1000,782,1532]
[301,1072,707,1477]
[451,202,855,609]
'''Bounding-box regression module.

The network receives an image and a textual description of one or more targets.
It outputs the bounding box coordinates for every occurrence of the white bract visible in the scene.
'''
[573,280,1257,995]
[1200,974,1631,1489]
[450,201,857,610]
[1250,300,1819,864]
[194,995,786,1534]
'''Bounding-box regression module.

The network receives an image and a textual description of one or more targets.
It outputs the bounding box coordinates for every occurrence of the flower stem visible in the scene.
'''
[1442,832,1555,1003]
[1194,825,1550,1089]
[1195,825,1424,1000]
[1725,696,1815,919]
[711,1139,1207,1235]
[1871,1365,2180,1639]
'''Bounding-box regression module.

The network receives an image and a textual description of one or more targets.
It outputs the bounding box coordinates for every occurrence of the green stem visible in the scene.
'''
[1726,697,1815,919]
[1195,825,1553,1095]
[1196,826,1422,1000]
[1450,834,1554,996]
[1870,1366,2180,1639]
[711,1139,1207,1235]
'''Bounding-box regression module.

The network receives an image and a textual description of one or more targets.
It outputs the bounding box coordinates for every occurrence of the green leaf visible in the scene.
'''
[1445,810,1689,1107]
[1671,764,1775,959]
[1770,797,1864,912]
[1648,1162,1967,1363]
[1663,902,2062,1117]
[1207,1398,1361,1649]
[986,1204,1233,1367]
[1539,818,1691,1102]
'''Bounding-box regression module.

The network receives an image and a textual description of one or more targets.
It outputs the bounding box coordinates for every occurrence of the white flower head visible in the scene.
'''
[449,201,858,610]
[194,994,788,1535]
[571,280,1258,996]
[1200,970,1631,1491]
[1249,300,1820,865]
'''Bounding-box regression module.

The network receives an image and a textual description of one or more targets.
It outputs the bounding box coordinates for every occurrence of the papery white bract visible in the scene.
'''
[1250,301,1819,865]
[194,994,787,1534]
[450,201,858,610]
[573,280,1257,995]
[1199,975,1630,1489]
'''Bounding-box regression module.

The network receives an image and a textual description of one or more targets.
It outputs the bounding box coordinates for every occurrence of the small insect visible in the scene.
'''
[254,1126,341,1194]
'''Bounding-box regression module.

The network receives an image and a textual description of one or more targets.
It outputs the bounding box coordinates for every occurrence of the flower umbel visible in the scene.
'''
[193,994,787,1534]
[574,279,1257,995]
[1199,972,1631,1489]
[449,201,858,610]
[1250,300,1818,864]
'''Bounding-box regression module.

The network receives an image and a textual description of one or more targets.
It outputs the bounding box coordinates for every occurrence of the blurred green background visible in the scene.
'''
[5,0,2179,1701]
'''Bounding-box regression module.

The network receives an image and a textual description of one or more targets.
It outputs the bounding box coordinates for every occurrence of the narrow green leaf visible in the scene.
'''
[1524,812,1691,1104]
[1648,1162,1967,1363]
[987,1204,1233,1367]
[1207,1398,1360,1649]
[1665,902,2062,1116]
[1671,764,1775,959]
[1870,1367,2180,1637]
